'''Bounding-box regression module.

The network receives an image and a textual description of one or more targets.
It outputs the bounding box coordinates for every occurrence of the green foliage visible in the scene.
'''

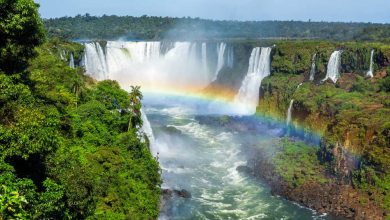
[272,139,328,187]
[353,166,390,211]
[0,0,45,73]
[379,75,390,92]
[44,14,390,42]
[0,39,161,219]
[0,185,29,219]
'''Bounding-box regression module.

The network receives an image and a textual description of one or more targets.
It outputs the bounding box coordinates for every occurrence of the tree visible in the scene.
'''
[128,86,143,131]
[0,0,45,74]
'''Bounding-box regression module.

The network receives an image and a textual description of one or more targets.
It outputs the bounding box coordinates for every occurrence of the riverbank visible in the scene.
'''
[238,139,386,219]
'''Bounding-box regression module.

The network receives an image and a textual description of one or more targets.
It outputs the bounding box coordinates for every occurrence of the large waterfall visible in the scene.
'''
[234,47,272,115]
[309,53,316,81]
[367,49,375,78]
[83,41,218,92]
[322,51,342,83]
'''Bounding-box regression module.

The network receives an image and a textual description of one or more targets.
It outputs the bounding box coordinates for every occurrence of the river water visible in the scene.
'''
[142,95,334,220]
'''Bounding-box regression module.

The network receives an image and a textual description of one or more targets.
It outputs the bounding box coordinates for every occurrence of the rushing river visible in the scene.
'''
[142,95,334,220]
[83,40,341,219]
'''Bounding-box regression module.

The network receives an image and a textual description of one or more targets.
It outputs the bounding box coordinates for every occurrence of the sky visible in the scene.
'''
[35,0,390,23]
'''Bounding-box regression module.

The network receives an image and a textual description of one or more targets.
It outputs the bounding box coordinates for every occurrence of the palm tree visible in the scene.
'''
[128,86,143,131]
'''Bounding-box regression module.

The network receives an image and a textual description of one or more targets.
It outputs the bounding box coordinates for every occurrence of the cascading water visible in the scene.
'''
[367,49,375,78]
[140,108,155,150]
[227,46,234,68]
[201,43,208,73]
[322,51,342,83]
[69,53,75,68]
[83,42,109,80]
[214,42,227,80]
[84,40,333,219]
[233,47,272,115]
[309,53,317,81]
[83,41,214,92]
[286,99,294,125]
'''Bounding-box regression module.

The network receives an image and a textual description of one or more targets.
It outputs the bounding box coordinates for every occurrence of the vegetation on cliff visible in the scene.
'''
[0,1,161,219]
[258,41,390,214]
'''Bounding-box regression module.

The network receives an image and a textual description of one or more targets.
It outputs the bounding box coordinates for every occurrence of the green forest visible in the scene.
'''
[0,1,160,219]
[44,14,390,41]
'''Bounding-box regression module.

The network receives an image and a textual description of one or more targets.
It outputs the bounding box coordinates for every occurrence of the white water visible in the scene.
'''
[83,40,332,219]
[214,42,227,80]
[367,49,375,78]
[233,47,272,115]
[69,53,75,68]
[83,42,109,80]
[227,46,234,68]
[286,99,294,125]
[140,108,156,149]
[322,51,342,83]
[83,41,215,92]
[309,53,317,81]
[201,43,208,73]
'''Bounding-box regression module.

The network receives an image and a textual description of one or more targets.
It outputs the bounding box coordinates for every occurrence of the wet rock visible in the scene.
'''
[236,165,253,175]
[161,188,191,199]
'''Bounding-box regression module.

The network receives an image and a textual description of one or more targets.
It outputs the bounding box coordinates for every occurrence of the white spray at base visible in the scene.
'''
[233,47,272,115]
[322,51,342,83]
[367,49,375,78]
[309,53,316,81]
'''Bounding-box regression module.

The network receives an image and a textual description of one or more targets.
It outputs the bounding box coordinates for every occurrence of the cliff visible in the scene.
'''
[256,41,390,217]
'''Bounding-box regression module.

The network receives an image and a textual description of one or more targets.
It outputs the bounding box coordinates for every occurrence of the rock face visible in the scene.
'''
[240,147,387,220]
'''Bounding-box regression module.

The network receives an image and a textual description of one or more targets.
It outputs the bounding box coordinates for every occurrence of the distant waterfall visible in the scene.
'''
[227,46,234,68]
[234,47,272,115]
[69,53,75,68]
[309,53,316,81]
[367,49,375,78]
[214,42,227,80]
[286,100,294,125]
[83,41,215,92]
[322,51,342,83]
[140,109,155,147]
[201,43,208,73]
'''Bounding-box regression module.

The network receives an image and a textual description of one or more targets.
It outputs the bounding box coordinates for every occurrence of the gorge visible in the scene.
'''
[80,39,390,219]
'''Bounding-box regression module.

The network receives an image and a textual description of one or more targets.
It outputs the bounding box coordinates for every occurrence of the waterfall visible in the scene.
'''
[83,42,109,80]
[322,51,342,83]
[234,47,272,115]
[83,41,214,92]
[201,43,208,73]
[214,42,227,80]
[367,49,375,78]
[227,46,234,68]
[286,100,294,125]
[69,53,75,68]
[309,53,316,81]
[140,109,155,149]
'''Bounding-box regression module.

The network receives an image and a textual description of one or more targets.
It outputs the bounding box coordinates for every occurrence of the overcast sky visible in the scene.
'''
[35,0,390,23]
